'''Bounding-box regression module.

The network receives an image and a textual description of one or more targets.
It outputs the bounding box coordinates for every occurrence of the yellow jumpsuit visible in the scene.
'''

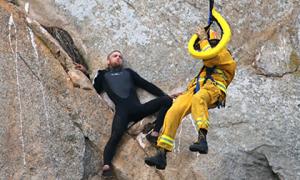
[157,40,237,151]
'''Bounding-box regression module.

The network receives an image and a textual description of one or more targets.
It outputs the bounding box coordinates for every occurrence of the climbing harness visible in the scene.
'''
[188,0,231,60]
[194,66,227,108]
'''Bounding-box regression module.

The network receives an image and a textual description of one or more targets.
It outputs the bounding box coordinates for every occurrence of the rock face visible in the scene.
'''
[0,2,107,179]
[0,0,300,180]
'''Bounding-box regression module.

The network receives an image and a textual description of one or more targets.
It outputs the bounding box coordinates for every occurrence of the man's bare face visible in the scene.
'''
[108,51,123,68]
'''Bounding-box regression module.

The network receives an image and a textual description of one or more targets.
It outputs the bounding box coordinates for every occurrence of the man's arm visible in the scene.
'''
[93,70,105,94]
[127,68,166,97]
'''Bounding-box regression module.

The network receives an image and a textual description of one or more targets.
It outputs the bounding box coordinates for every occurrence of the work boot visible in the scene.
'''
[144,148,167,170]
[189,129,208,154]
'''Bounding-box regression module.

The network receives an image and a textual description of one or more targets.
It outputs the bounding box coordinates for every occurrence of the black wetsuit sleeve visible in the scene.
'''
[93,70,105,94]
[127,68,166,97]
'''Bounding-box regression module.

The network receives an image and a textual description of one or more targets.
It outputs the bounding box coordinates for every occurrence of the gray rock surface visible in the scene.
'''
[0,0,299,179]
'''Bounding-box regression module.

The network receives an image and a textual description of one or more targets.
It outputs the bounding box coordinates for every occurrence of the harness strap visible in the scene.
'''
[194,66,226,108]
[205,0,215,36]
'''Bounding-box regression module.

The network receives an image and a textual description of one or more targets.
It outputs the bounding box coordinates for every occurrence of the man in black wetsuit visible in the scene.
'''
[93,50,172,176]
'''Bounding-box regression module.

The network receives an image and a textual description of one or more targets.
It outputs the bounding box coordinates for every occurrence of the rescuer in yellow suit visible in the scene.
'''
[145,27,237,170]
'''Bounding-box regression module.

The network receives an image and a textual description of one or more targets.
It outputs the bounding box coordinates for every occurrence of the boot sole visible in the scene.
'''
[189,146,208,154]
[145,159,166,170]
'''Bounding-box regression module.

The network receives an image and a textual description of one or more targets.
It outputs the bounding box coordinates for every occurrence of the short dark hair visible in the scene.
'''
[107,50,122,60]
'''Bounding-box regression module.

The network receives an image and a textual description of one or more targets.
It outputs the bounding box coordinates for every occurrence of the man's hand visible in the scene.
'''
[74,63,87,74]
[170,92,183,99]
[195,26,207,40]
